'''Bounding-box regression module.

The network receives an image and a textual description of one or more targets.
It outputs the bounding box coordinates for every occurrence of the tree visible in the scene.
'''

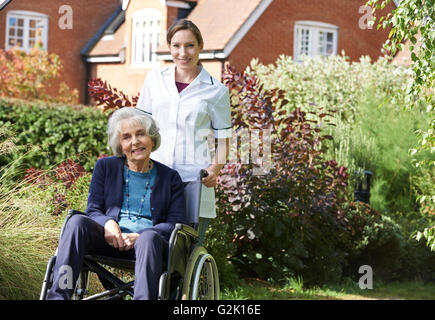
[367,0,434,250]
[0,47,78,104]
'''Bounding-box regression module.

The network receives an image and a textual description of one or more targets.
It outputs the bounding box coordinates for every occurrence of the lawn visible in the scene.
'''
[221,278,435,300]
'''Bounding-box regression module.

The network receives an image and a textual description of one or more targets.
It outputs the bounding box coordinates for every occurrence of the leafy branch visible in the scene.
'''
[367,0,435,250]
[88,78,139,112]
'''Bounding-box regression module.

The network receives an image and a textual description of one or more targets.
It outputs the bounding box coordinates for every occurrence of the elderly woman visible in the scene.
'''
[47,107,186,300]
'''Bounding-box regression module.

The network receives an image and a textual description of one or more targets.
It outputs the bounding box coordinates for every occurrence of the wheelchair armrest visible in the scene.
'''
[68,209,86,216]
[168,223,198,254]
[165,223,198,283]
[174,223,198,238]
[56,209,86,245]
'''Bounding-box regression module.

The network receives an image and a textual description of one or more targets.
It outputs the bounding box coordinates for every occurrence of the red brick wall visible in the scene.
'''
[166,6,178,30]
[228,0,396,72]
[0,0,120,103]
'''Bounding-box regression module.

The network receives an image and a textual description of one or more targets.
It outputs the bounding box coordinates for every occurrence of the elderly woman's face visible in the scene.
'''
[119,119,154,164]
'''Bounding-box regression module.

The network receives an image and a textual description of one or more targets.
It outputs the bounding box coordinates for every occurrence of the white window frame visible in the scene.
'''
[294,21,338,62]
[131,8,162,68]
[5,10,49,52]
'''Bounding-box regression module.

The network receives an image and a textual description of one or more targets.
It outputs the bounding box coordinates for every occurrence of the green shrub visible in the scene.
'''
[341,202,435,282]
[217,65,351,285]
[0,190,61,299]
[324,90,433,214]
[0,97,110,174]
[250,54,408,122]
[351,215,407,281]
[353,92,432,214]
[205,217,241,290]
[214,58,434,286]
[250,54,433,216]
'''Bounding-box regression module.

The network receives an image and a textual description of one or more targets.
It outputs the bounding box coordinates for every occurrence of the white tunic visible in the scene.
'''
[136,65,232,218]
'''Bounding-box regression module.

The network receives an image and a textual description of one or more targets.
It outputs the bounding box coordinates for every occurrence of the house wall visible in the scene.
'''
[0,0,120,103]
[227,0,396,72]
[90,0,169,100]
[393,33,422,66]
[1,0,397,105]
[166,6,178,29]
[92,1,221,101]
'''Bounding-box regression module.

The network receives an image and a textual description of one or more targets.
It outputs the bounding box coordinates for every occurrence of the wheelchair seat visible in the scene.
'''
[84,255,135,271]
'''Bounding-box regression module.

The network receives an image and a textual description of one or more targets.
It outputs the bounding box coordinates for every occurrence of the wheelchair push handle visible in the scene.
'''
[200,169,209,179]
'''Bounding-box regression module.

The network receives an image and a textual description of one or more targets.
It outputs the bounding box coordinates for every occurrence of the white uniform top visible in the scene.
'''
[136,65,232,218]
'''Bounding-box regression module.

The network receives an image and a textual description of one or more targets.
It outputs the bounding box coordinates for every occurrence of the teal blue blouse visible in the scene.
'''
[118,165,157,233]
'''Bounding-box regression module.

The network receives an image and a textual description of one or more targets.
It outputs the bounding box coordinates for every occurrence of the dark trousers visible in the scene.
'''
[46,215,168,300]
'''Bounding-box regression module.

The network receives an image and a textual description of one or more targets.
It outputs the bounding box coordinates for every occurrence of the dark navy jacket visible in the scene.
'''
[85,156,186,240]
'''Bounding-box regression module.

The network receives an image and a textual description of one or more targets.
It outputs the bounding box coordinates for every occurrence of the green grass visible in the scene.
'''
[221,278,435,300]
[0,129,63,300]
[0,179,62,300]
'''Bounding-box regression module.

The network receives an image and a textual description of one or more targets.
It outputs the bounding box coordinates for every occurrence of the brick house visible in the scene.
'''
[1,0,398,105]
[0,0,120,103]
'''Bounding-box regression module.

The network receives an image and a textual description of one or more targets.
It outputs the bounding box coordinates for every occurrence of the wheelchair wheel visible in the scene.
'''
[71,269,90,300]
[182,246,219,300]
[40,256,56,300]
[190,253,219,300]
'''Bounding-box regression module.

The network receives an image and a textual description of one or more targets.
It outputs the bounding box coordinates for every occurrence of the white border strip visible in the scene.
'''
[86,56,122,63]
[165,0,191,9]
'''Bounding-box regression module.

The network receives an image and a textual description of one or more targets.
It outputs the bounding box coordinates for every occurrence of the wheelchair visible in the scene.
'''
[39,170,219,300]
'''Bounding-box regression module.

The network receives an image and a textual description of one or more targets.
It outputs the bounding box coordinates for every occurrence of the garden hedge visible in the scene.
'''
[0,97,109,173]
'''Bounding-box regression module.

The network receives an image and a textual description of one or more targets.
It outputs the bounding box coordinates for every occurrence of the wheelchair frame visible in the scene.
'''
[39,170,219,300]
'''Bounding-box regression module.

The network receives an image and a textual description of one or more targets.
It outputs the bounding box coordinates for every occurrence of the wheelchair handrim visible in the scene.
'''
[190,253,219,300]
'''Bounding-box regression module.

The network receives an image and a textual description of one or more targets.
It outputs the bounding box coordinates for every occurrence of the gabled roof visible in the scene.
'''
[87,0,399,63]
[81,5,126,63]
[190,0,270,53]
[158,0,272,60]
[0,0,13,11]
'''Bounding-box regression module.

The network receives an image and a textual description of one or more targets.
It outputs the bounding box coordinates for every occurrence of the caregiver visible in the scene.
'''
[136,19,232,243]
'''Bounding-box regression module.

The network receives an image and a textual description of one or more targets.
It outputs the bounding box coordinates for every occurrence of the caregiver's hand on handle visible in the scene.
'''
[202,138,230,188]
[202,166,218,188]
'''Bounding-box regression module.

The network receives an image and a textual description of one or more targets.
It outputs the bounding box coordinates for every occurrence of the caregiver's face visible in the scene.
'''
[169,29,203,71]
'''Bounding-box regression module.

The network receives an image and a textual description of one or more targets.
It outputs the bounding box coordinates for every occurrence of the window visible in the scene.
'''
[131,9,161,68]
[5,11,48,51]
[294,21,338,61]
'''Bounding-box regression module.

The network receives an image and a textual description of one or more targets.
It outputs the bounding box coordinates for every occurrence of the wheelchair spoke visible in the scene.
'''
[197,261,214,300]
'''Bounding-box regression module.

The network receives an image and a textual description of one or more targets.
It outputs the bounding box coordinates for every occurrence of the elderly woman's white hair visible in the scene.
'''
[107,107,161,156]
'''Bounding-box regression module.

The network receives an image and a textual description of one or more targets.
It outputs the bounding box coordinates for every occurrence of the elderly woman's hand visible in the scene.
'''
[121,233,139,251]
[104,220,126,250]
